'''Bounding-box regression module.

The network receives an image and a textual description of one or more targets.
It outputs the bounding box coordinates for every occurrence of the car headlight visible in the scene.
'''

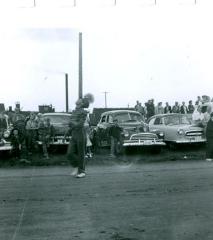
[158,132,164,137]
[123,130,129,137]
[3,131,10,138]
[178,129,185,135]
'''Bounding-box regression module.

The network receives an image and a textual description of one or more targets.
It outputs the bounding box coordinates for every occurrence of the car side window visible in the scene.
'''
[154,118,162,125]
[101,115,106,123]
[108,115,113,123]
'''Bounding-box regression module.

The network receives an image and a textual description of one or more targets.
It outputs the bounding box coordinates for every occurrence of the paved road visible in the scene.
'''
[1,160,213,240]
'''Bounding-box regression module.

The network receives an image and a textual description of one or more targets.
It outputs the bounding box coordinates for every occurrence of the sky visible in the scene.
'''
[0,1,213,112]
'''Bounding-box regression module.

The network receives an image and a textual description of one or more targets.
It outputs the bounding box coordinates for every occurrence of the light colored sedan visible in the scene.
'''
[147,113,206,146]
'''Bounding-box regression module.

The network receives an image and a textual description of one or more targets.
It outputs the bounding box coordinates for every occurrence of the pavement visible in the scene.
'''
[1,160,213,240]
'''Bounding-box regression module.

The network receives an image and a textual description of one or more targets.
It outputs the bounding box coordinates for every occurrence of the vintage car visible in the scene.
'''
[94,110,165,152]
[38,112,72,146]
[0,113,13,151]
[147,113,206,146]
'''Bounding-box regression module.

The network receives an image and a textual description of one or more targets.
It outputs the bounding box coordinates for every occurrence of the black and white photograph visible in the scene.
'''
[1,0,213,239]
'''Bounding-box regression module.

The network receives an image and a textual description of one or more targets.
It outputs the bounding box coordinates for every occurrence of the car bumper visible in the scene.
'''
[123,140,166,147]
[37,137,71,145]
[174,138,206,144]
[0,144,12,151]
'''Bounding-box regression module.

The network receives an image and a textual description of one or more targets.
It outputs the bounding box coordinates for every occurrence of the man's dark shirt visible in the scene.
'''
[108,124,123,140]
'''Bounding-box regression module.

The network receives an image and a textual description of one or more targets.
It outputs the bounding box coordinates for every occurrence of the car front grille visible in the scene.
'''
[130,133,158,141]
[185,130,203,136]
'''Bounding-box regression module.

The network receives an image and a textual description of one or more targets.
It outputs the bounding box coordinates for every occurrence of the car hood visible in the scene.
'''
[119,122,144,129]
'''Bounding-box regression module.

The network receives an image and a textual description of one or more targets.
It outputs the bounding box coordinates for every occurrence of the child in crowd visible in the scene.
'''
[38,117,52,160]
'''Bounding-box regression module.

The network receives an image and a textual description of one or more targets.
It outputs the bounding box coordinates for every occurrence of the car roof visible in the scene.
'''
[101,110,141,116]
[149,113,187,119]
[42,112,71,117]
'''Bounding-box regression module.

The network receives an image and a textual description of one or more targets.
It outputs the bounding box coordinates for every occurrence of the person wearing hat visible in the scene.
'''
[206,112,213,161]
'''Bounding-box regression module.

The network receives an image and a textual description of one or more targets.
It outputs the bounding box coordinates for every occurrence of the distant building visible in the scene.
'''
[38,104,55,113]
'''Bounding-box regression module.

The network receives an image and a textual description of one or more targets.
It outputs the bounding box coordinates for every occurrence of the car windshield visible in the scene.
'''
[164,115,191,125]
[43,115,70,125]
[114,112,142,123]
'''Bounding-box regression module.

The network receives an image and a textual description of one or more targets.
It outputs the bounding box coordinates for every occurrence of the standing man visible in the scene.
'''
[164,102,172,114]
[188,100,195,114]
[108,119,123,157]
[67,94,94,178]
[206,113,213,161]
[180,101,188,114]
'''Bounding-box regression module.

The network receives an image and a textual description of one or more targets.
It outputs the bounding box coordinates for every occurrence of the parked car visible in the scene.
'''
[147,113,206,147]
[0,113,13,151]
[38,112,72,146]
[94,110,165,152]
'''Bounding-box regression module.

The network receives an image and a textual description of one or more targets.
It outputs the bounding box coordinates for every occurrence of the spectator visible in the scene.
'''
[172,102,180,113]
[84,114,93,158]
[10,129,21,160]
[202,105,211,133]
[134,100,140,112]
[196,96,202,106]
[25,112,38,155]
[38,117,52,160]
[187,100,195,114]
[180,101,188,114]
[146,99,155,119]
[108,119,123,157]
[137,102,146,121]
[192,105,204,127]
[12,113,29,162]
[155,102,164,115]
[164,102,172,114]
[205,112,213,161]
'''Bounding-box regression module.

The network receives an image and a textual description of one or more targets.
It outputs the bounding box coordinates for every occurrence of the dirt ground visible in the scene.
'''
[0,144,213,240]
[0,143,207,167]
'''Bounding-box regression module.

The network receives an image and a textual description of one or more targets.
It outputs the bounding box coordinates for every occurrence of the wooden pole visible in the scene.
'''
[79,32,83,99]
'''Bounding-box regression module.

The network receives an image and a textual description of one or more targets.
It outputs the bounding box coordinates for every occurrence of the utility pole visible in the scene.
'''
[33,0,36,7]
[102,91,109,108]
[65,73,69,112]
[79,32,83,99]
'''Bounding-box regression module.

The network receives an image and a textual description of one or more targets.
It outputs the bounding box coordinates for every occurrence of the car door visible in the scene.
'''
[149,116,164,132]
[97,114,109,146]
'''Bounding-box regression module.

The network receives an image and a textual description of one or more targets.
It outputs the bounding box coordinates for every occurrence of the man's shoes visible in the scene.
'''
[70,168,78,176]
[206,158,212,162]
[76,172,86,178]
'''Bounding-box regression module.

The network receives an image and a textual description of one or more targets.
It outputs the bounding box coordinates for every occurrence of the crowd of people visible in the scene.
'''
[8,107,53,163]
[134,95,212,122]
